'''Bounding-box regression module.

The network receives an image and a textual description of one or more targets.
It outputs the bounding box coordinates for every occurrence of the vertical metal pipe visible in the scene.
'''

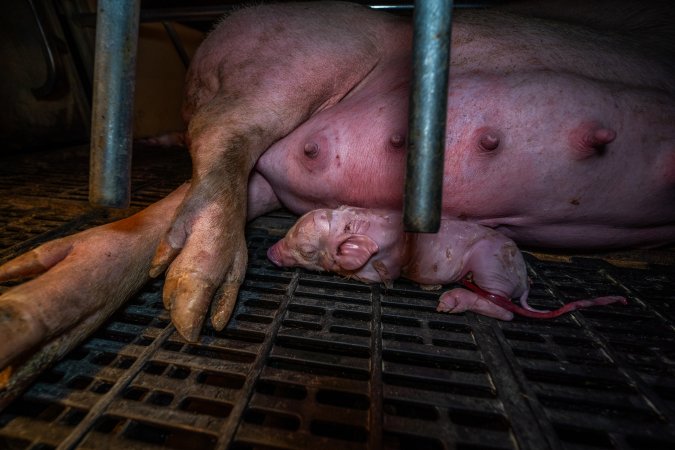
[403,0,452,232]
[89,0,141,208]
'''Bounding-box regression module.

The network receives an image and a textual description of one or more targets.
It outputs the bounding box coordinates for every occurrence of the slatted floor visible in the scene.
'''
[1,145,674,449]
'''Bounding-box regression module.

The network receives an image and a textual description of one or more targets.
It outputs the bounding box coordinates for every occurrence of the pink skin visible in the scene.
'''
[256,71,675,249]
[150,2,674,340]
[267,206,626,320]
[0,185,188,370]
[0,1,673,363]
[151,2,674,340]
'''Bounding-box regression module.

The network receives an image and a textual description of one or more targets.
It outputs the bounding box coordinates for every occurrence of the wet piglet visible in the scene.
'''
[267,206,627,320]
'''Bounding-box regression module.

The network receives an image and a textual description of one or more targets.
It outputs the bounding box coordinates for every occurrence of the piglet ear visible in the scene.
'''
[335,234,379,271]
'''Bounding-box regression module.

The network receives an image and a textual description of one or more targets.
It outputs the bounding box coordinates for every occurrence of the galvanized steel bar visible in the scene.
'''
[89,0,140,208]
[403,0,452,232]
[27,0,58,99]
[161,21,191,69]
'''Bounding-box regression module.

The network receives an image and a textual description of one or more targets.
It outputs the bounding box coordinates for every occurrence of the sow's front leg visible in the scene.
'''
[148,3,393,341]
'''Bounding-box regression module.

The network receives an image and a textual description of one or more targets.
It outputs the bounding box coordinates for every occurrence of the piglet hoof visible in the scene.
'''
[420,284,442,291]
[437,288,514,321]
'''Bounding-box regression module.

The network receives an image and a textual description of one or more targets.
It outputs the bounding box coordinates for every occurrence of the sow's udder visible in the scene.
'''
[248,2,675,251]
[256,67,675,250]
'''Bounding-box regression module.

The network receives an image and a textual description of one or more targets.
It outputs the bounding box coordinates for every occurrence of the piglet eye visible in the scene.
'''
[298,246,317,259]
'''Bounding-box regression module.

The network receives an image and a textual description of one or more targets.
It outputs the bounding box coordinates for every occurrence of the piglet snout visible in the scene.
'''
[267,242,285,267]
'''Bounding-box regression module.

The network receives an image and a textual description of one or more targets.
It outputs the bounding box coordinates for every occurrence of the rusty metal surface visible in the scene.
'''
[1,145,674,449]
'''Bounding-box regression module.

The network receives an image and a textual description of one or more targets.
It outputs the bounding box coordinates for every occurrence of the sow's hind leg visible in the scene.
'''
[148,3,394,341]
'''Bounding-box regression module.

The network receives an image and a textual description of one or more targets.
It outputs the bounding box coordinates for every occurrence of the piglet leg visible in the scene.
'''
[462,279,626,319]
[437,288,515,320]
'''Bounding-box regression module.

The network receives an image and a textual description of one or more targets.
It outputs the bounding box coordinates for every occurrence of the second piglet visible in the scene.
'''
[267,206,626,320]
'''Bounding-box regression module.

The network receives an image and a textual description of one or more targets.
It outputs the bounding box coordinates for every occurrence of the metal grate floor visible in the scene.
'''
[1,145,674,450]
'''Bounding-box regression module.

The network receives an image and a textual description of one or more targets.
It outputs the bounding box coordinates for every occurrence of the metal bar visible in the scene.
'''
[27,0,58,99]
[55,326,175,450]
[89,0,141,208]
[71,3,491,28]
[368,285,384,449]
[403,0,452,232]
[214,272,299,449]
[161,21,191,69]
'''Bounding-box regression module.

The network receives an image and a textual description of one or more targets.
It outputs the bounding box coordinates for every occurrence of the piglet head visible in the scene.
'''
[267,207,380,276]
[267,210,330,271]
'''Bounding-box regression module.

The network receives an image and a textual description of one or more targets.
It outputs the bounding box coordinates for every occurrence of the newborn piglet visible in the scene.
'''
[267,206,626,320]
